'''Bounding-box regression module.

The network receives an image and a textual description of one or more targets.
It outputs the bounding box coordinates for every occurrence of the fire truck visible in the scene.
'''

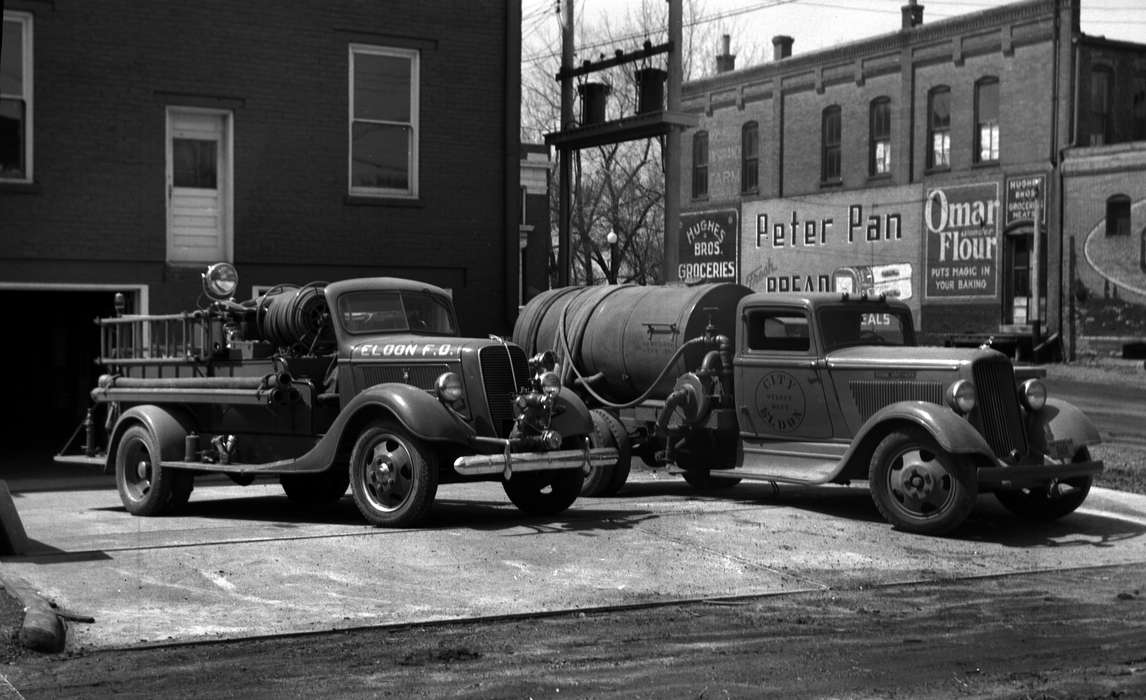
[56,263,614,527]
[514,283,1104,536]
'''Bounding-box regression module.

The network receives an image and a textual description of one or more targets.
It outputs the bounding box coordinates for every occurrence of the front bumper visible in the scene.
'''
[976,459,1104,488]
[453,446,619,478]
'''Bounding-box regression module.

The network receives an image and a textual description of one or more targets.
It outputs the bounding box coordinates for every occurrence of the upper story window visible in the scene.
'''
[1090,66,1113,146]
[927,86,951,170]
[691,130,709,199]
[869,98,891,176]
[1132,74,1146,141]
[1,12,33,182]
[1107,194,1131,237]
[349,45,419,198]
[741,121,759,193]
[821,106,841,183]
[975,77,1000,163]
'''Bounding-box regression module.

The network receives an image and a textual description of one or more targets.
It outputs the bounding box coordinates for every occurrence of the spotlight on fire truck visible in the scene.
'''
[202,262,239,301]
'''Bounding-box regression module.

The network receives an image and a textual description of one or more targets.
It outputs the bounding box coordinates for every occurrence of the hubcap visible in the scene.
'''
[889,447,953,517]
[363,435,413,511]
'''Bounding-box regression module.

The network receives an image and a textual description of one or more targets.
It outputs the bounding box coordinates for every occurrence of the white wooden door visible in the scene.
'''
[167,109,231,263]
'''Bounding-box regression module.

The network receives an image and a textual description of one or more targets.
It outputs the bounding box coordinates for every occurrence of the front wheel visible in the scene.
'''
[115,424,193,516]
[995,448,1093,521]
[869,428,976,536]
[349,421,438,527]
[503,469,583,516]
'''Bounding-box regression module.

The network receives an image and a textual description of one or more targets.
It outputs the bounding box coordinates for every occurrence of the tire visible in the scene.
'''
[995,447,1094,521]
[280,469,350,507]
[682,470,742,491]
[868,428,977,535]
[349,421,438,527]
[115,424,193,516]
[503,469,583,516]
[581,410,632,497]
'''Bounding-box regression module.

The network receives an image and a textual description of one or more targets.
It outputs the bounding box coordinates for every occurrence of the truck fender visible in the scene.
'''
[848,401,994,461]
[547,387,593,438]
[334,383,475,444]
[108,405,195,473]
[1026,397,1101,456]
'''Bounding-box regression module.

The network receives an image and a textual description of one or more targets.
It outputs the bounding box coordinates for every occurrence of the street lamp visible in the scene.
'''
[606,230,619,284]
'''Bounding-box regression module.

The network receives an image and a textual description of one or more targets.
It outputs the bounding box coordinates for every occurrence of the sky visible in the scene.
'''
[522,0,1146,71]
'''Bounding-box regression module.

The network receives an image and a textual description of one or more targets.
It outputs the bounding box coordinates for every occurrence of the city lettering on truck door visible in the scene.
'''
[734,307,834,440]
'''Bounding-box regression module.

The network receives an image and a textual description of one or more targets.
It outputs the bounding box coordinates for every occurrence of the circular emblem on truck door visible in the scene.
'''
[754,371,806,433]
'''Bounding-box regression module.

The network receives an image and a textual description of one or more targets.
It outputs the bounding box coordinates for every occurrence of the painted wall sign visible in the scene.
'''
[678,209,738,282]
[740,185,923,317]
[923,182,1000,299]
[1005,173,1046,227]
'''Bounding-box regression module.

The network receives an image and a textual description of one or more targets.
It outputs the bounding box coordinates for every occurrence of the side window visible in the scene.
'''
[975,77,1000,163]
[745,310,810,352]
[691,131,709,199]
[869,97,891,176]
[1,12,33,182]
[821,106,841,183]
[349,44,419,198]
[927,86,951,170]
[741,121,759,193]
[1090,65,1113,146]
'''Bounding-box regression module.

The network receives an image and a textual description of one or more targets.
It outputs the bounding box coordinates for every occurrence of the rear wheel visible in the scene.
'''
[280,469,350,507]
[869,428,976,535]
[503,469,583,516]
[995,448,1094,521]
[115,425,193,516]
[349,421,438,527]
[581,410,632,497]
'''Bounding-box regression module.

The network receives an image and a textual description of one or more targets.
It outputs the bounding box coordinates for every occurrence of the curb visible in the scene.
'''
[1,576,65,654]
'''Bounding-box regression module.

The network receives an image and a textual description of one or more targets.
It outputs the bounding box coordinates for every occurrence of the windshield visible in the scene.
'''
[818,306,913,352]
[338,290,456,335]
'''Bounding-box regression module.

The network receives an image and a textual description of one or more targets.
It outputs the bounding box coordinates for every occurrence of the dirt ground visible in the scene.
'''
[0,563,1143,698]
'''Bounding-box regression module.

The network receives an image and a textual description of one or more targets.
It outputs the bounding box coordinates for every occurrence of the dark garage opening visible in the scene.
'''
[0,289,122,477]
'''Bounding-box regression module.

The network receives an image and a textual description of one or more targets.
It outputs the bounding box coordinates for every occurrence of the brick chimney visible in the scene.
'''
[715,34,736,73]
[902,0,924,29]
[772,35,793,61]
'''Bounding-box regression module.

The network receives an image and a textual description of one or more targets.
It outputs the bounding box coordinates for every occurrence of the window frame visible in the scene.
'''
[868,97,891,176]
[1090,65,1113,146]
[1133,73,1146,141]
[974,77,1000,163]
[927,86,951,171]
[348,44,420,199]
[1107,194,1131,237]
[691,130,709,199]
[1,11,34,183]
[740,121,759,194]
[821,106,841,184]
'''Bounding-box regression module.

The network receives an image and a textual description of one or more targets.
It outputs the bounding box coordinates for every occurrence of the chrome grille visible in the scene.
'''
[850,380,944,422]
[971,358,1027,457]
[356,364,449,390]
[479,344,529,436]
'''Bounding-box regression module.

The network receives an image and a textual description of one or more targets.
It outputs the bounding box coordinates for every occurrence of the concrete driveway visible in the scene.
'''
[2,469,1146,651]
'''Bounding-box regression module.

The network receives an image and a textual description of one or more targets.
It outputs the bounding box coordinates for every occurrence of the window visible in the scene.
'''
[1133,74,1146,141]
[349,45,419,198]
[1,12,33,182]
[691,131,708,199]
[869,98,891,175]
[821,106,841,183]
[1090,66,1113,146]
[927,86,951,169]
[975,78,999,163]
[1107,194,1131,237]
[745,310,810,352]
[741,121,759,193]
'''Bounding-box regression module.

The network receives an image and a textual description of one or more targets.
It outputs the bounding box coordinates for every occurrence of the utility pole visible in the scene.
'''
[556,0,575,287]
[664,0,683,282]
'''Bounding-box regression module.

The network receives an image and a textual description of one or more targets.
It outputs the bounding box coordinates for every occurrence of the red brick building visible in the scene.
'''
[0,1,522,454]
[678,0,1146,361]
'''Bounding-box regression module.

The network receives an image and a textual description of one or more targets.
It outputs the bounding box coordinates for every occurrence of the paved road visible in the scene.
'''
[2,470,1145,651]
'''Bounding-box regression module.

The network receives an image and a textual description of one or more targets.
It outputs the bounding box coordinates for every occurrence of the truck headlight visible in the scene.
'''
[202,262,239,301]
[435,372,464,404]
[539,371,561,396]
[946,380,976,414]
[1019,378,1047,411]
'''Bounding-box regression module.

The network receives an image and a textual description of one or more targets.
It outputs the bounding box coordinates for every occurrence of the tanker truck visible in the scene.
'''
[55,263,616,528]
[513,283,1104,536]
